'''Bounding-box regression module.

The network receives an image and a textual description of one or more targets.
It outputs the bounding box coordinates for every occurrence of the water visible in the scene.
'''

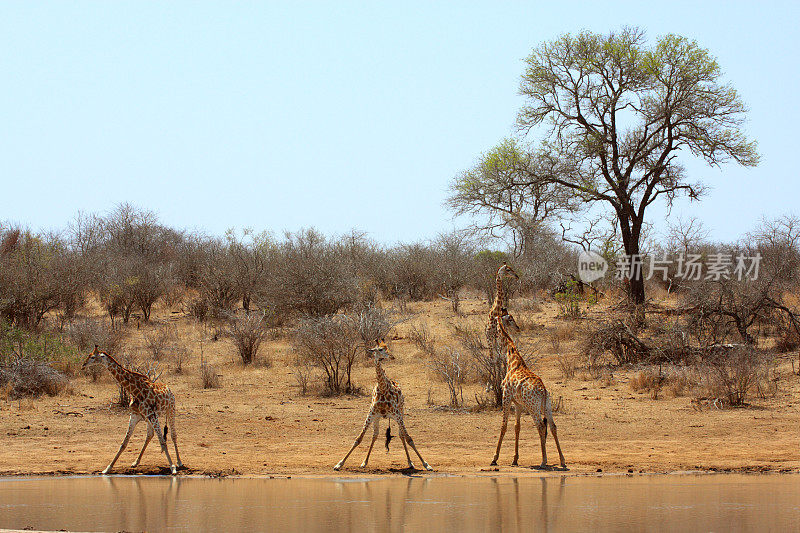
[1,474,799,532]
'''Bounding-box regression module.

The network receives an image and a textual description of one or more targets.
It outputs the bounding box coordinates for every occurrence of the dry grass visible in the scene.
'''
[630,368,664,399]
[630,366,699,400]
[200,360,222,389]
[515,298,543,313]
[551,324,576,344]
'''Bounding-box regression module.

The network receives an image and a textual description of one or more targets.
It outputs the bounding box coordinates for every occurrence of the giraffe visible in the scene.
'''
[334,339,433,472]
[490,316,566,469]
[82,345,183,475]
[486,263,520,360]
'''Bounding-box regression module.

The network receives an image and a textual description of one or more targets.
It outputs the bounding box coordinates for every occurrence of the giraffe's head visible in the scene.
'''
[81,345,109,370]
[369,338,394,361]
[498,262,520,280]
[499,307,520,333]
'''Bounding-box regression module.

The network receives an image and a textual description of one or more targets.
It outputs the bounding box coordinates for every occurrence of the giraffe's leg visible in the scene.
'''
[397,418,432,471]
[490,397,512,466]
[334,410,374,471]
[103,413,141,474]
[168,408,183,468]
[536,416,548,468]
[360,418,380,468]
[512,406,522,466]
[398,425,414,469]
[148,414,177,474]
[131,423,154,468]
[548,418,566,468]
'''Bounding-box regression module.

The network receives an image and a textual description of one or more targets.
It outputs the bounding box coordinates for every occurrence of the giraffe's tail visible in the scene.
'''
[163,424,168,441]
[542,392,553,436]
[385,425,393,452]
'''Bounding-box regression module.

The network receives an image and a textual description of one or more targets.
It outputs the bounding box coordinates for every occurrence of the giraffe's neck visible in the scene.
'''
[490,272,505,316]
[496,318,526,372]
[103,353,147,395]
[374,357,392,393]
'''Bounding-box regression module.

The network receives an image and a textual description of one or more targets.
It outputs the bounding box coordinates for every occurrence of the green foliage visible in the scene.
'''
[0,320,81,367]
[554,280,582,319]
[475,250,509,264]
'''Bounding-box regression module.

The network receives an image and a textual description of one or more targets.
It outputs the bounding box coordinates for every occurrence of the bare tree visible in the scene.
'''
[433,231,475,313]
[196,239,239,317]
[0,229,84,329]
[261,229,356,317]
[351,304,402,356]
[225,228,270,313]
[389,243,438,302]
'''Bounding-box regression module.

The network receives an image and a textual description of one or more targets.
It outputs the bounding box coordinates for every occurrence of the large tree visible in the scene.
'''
[451,28,759,304]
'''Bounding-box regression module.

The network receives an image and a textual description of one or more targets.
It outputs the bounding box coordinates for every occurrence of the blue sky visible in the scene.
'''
[1,1,798,244]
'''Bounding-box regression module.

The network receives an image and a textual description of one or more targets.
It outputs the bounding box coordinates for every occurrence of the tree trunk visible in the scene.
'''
[620,214,646,306]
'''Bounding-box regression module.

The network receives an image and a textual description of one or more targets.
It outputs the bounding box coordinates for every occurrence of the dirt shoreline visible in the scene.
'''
[1,466,799,480]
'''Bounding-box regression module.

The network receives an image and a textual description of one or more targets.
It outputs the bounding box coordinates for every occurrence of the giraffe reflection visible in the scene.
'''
[489,477,568,531]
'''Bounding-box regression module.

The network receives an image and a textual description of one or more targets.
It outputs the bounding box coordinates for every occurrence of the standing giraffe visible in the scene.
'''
[486,263,520,359]
[82,345,183,475]
[334,339,433,472]
[490,316,566,469]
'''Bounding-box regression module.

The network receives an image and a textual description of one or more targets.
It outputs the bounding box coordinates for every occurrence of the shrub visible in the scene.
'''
[425,346,467,408]
[408,323,436,357]
[556,353,578,381]
[292,355,314,396]
[1,321,82,374]
[66,318,123,355]
[554,280,582,319]
[143,324,177,361]
[224,313,269,365]
[453,322,504,407]
[1,358,70,399]
[184,295,210,322]
[173,343,188,374]
[700,346,772,407]
[65,318,122,379]
[291,315,360,395]
[261,229,356,318]
[550,324,575,348]
[584,319,651,366]
[630,367,664,399]
[775,319,800,353]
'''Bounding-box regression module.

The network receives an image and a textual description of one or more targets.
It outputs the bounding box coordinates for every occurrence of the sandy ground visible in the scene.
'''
[2,296,800,478]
